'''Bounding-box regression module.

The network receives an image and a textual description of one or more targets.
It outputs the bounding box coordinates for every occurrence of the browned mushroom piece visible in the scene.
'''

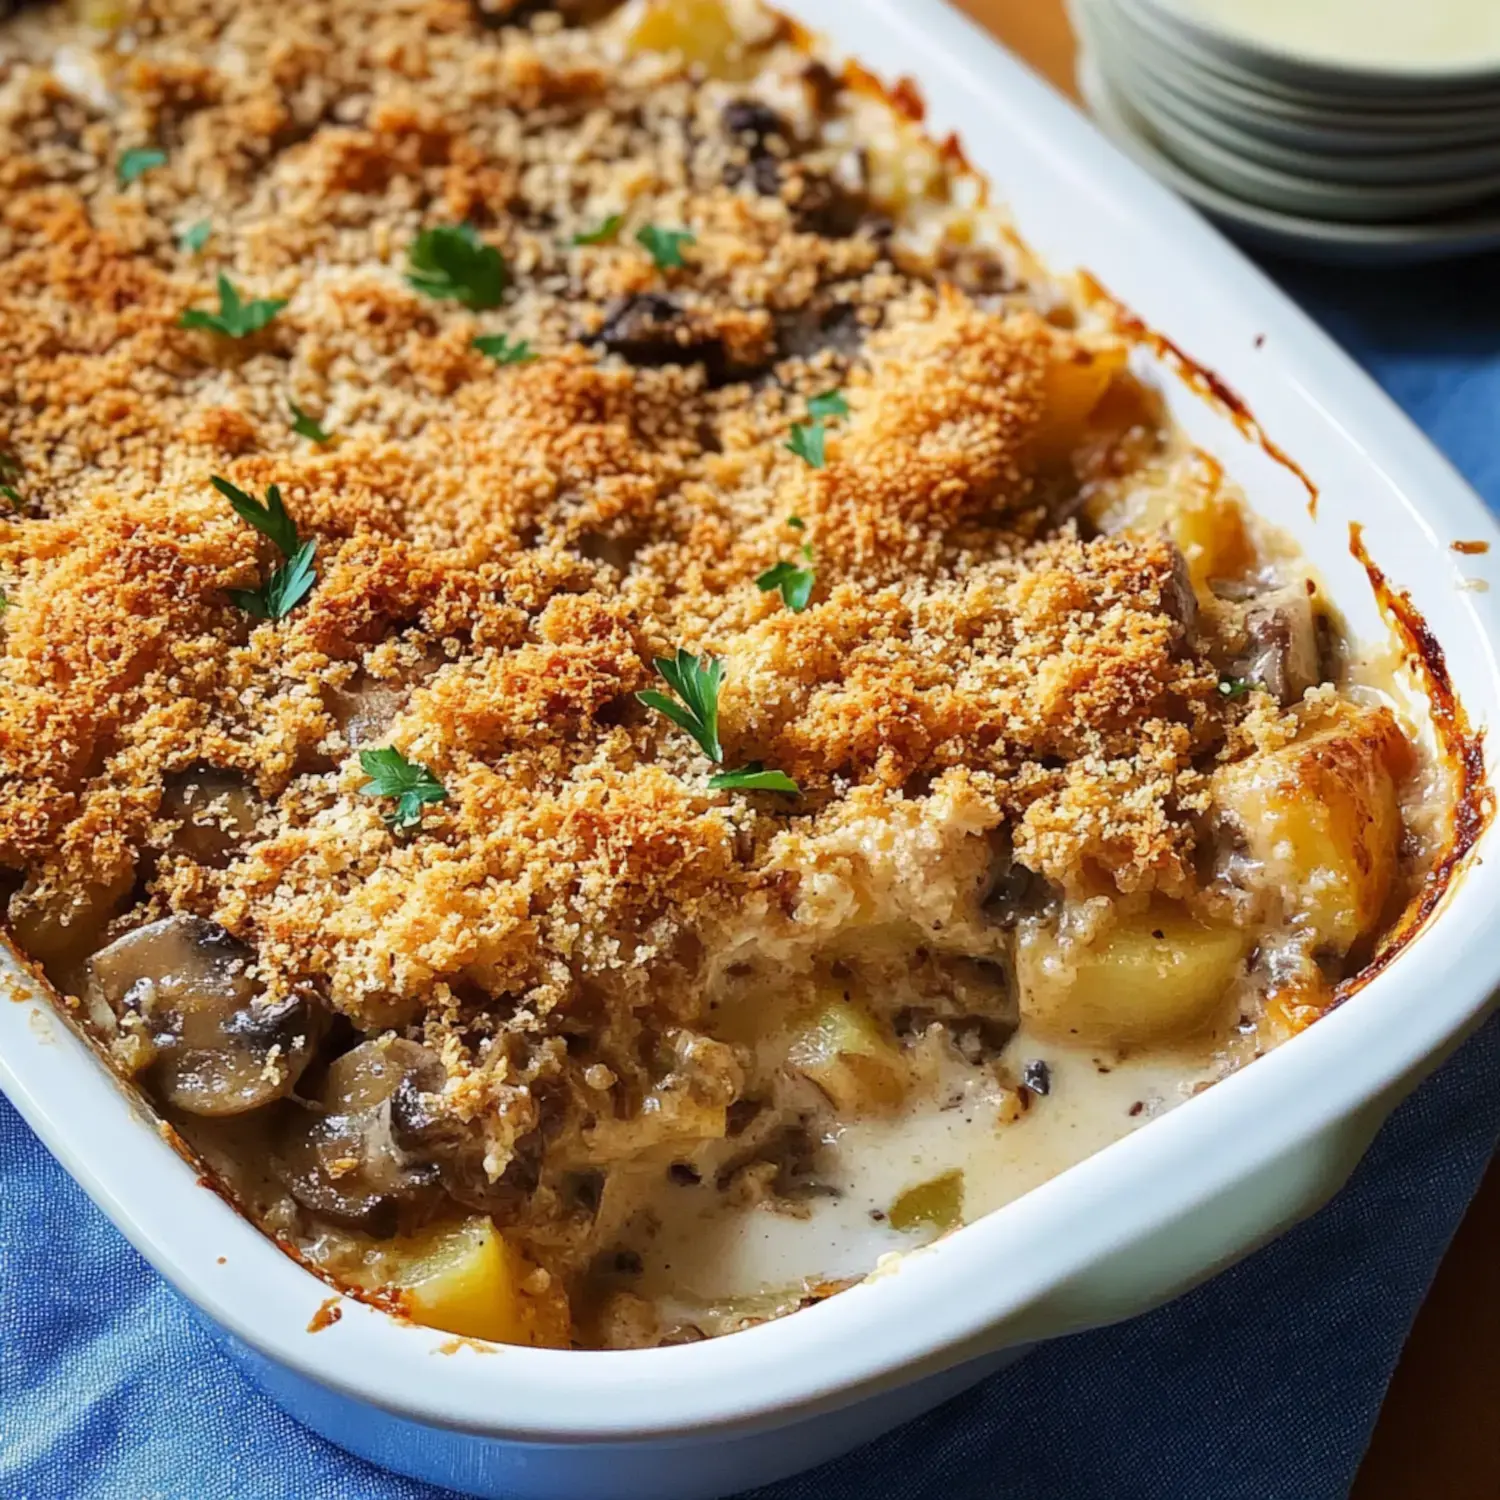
[88,914,320,1116]
[896,953,1020,1065]
[1237,583,1323,705]
[7,867,134,979]
[272,1038,447,1236]
[325,673,420,749]
[469,0,613,27]
[160,769,262,867]
[1212,578,1325,707]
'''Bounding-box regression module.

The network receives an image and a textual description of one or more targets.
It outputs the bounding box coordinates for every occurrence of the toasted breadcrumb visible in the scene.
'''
[0,0,1323,1211]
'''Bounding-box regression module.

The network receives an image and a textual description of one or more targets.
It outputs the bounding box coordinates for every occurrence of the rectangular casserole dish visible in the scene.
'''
[2,2,1499,1496]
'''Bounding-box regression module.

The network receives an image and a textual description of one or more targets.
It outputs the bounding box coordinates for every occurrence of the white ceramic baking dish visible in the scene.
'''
[4,3,1499,1497]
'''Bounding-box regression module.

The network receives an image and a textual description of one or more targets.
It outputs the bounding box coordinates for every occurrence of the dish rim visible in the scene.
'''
[3,0,1500,1447]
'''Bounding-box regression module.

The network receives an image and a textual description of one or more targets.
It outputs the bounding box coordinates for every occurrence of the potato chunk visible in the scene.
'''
[1016,903,1250,1047]
[1031,346,1126,467]
[1213,705,1413,954]
[1087,477,1253,590]
[389,1218,569,1348]
[626,0,742,75]
[787,994,908,1114]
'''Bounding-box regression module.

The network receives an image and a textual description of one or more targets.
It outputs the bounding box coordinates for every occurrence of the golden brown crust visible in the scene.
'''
[0,0,1354,1203]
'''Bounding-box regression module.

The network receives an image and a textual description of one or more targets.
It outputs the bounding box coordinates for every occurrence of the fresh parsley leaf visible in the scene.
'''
[0,589,7,612]
[635,224,695,271]
[785,389,848,470]
[1217,676,1264,699]
[0,485,21,510]
[0,454,21,479]
[756,558,815,613]
[288,402,332,445]
[572,214,623,246]
[406,224,507,309]
[211,474,300,557]
[636,649,725,762]
[228,538,317,621]
[786,420,828,469]
[708,762,800,795]
[472,333,535,365]
[180,274,287,338]
[180,220,212,254]
[358,746,448,829]
[117,147,167,187]
[786,515,805,531]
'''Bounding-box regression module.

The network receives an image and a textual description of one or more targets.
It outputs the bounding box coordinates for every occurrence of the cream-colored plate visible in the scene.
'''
[1080,52,1500,264]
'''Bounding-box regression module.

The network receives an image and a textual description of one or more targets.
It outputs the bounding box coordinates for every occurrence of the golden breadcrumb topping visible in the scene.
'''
[0,0,1353,1209]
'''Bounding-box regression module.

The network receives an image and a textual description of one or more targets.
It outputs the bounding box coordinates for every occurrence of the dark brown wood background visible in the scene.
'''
[944,3,1500,1494]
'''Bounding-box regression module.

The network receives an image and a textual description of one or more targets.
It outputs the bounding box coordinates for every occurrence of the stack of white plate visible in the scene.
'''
[1070,0,1500,263]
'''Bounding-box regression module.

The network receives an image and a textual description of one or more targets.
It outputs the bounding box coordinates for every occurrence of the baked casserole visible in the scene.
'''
[0,0,1450,1349]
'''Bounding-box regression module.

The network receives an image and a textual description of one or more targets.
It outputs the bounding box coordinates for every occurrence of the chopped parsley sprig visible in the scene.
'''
[1217,675,1265,700]
[359,746,448,829]
[211,475,299,556]
[406,224,507,309]
[637,650,724,763]
[786,389,848,470]
[213,474,317,620]
[636,650,800,796]
[180,274,287,338]
[117,147,166,187]
[756,544,815,613]
[636,224,695,270]
[472,333,535,365]
[289,402,333,445]
[228,541,317,620]
[708,763,799,795]
[180,220,212,254]
[1,454,22,511]
[573,214,623,246]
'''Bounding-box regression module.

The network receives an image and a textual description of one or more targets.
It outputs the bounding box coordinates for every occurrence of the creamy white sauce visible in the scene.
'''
[1170,0,1500,71]
[625,1027,1215,1327]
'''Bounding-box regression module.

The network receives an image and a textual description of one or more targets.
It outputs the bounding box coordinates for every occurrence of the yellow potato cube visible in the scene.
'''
[787,995,908,1114]
[1213,705,1413,954]
[1087,480,1254,589]
[626,0,743,76]
[1016,903,1250,1047]
[390,1218,570,1348]
[1031,346,1127,467]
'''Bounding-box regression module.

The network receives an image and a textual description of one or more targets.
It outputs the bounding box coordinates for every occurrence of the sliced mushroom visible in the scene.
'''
[325,672,418,749]
[273,1038,445,1236]
[1162,544,1199,653]
[469,0,611,27]
[895,953,1020,1065]
[721,99,793,196]
[160,769,261,867]
[7,867,134,977]
[782,165,872,239]
[980,841,1049,928]
[592,295,772,388]
[773,300,868,363]
[1235,583,1323,706]
[89,915,319,1116]
[721,98,791,147]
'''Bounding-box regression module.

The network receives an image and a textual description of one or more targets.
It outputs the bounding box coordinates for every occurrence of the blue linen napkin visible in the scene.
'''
[3,250,1499,1500]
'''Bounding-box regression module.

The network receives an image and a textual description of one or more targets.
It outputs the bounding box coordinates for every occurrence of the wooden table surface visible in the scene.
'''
[946,3,1500,1495]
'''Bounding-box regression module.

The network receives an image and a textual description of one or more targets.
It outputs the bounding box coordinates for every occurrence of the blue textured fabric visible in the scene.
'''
[2,252,1498,1500]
